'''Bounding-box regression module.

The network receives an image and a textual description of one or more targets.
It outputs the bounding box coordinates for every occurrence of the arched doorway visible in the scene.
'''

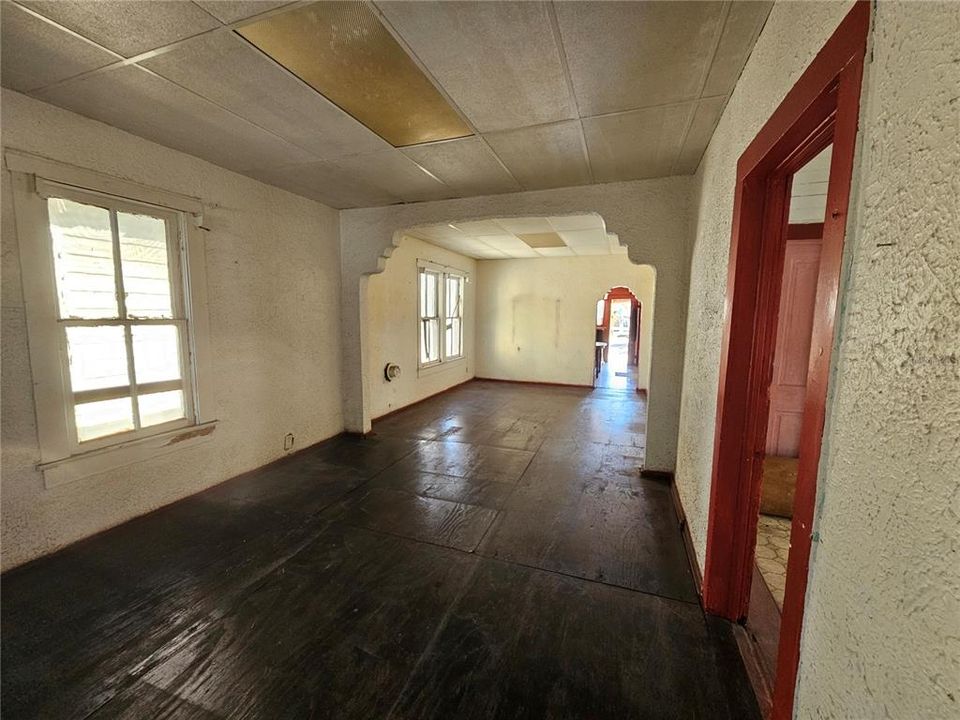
[594,286,641,391]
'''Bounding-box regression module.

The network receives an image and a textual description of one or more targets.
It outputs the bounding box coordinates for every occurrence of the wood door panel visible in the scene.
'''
[766,237,822,456]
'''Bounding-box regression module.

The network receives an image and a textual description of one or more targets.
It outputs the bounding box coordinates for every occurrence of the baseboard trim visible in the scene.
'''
[657,471,704,597]
[474,377,595,390]
[370,377,475,423]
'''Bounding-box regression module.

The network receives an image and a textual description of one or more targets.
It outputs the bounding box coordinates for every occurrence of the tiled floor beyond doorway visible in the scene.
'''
[756,515,792,609]
[2,381,759,719]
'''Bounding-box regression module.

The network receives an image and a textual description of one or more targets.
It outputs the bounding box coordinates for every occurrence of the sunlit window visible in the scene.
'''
[47,195,192,444]
[418,266,465,367]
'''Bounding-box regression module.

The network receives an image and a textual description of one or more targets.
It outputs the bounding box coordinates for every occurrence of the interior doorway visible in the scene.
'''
[594,286,640,391]
[701,5,868,719]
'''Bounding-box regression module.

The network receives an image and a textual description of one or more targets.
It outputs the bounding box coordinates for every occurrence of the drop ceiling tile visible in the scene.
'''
[571,245,609,256]
[35,64,315,174]
[534,247,574,257]
[243,162,400,209]
[675,95,727,174]
[0,3,118,93]
[21,1,221,57]
[458,238,508,258]
[702,2,773,97]
[494,217,555,235]
[559,229,609,248]
[452,220,511,237]
[584,102,694,183]
[378,1,576,132]
[142,31,390,159]
[555,1,724,115]
[477,235,539,258]
[328,150,454,204]
[485,121,592,191]
[409,224,468,243]
[548,214,604,232]
[402,137,520,197]
[194,1,293,24]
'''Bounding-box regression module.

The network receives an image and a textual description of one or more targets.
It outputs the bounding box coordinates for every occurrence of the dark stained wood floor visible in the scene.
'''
[1,381,760,720]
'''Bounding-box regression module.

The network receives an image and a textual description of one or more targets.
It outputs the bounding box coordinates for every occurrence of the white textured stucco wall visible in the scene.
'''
[340,177,693,472]
[475,255,655,390]
[366,235,476,418]
[676,2,960,718]
[1,91,344,570]
[795,5,960,719]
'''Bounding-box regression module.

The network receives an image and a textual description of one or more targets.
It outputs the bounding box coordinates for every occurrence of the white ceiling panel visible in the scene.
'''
[571,245,610,256]
[0,3,118,93]
[702,2,773,97]
[584,102,694,183]
[328,150,454,204]
[378,0,576,133]
[549,214,605,232]
[245,161,400,208]
[555,1,725,116]
[35,64,315,174]
[402,137,520,197]
[560,229,609,248]
[534,247,574,257]
[193,1,293,24]
[478,235,539,258]
[403,216,631,260]
[486,121,592,191]
[675,95,728,174]
[495,217,554,235]
[20,0,221,58]
[452,220,510,237]
[412,224,469,243]
[142,31,390,160]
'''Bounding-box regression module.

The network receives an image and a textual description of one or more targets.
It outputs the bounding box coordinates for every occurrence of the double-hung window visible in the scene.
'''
[9,153,214,486]
[45,188,193,446]
[418,262,465,368]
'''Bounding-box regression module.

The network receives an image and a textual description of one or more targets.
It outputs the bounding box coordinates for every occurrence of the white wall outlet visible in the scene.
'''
[283,433,295,452]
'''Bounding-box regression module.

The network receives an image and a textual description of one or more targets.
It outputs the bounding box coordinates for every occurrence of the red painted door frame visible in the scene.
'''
[701,4,869,719]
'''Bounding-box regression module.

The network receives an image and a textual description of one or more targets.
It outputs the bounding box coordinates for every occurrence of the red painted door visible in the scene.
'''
[765,227,823,457]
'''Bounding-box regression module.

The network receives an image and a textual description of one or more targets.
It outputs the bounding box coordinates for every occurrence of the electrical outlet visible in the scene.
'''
[283,433,295,452]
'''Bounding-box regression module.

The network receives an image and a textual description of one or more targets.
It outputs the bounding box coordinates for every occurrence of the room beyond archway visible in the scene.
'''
[595,286,642,392]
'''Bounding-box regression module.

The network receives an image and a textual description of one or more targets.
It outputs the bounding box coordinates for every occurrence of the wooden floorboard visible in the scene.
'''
[1,381,760,720]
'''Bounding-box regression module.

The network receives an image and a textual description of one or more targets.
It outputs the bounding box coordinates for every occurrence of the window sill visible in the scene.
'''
[417,357,467,378]
[39,420,219,489]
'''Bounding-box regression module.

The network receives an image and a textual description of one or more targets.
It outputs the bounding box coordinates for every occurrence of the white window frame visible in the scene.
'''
[417,259,466,373]
[7,151,217,487]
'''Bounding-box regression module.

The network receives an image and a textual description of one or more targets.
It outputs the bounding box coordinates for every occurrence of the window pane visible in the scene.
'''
[65,325,129,392]
[446,318,462,358]
[132,324,182,384]
[446,277,462,318]
[139,390,185,428]
[420,318,440,364]
[48,198,118,319]
[118,211,173,318]
[75,397,134,442]
[420,271,438,318]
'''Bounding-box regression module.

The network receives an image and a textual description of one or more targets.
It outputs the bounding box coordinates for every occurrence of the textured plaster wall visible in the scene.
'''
[676,2,960,717]
[475,255,655,390]
[794,5,960,718]
[1,91,344,570]
[366,234,475,418]
[340,176,693,471]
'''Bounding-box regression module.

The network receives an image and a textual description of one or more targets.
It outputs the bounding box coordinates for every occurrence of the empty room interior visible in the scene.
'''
[0,1,957,719]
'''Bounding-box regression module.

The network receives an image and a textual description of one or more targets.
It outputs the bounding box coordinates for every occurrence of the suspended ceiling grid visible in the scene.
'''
[1,1,772,209]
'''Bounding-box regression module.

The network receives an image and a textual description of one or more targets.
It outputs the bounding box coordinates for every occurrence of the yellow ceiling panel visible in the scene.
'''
[517,232,567,249]
[237,1,472,147]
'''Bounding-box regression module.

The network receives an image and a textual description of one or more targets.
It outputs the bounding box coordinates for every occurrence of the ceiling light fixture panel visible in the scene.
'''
[237,1,473,148]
